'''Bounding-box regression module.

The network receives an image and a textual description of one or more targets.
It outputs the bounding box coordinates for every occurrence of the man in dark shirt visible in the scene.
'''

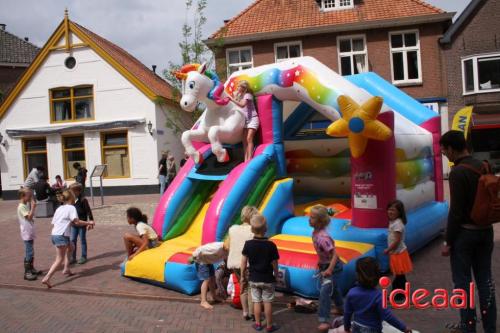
[440,130,496,333]
[33,176,53,201]
[158,151,168,194]
[180,152,189,168]
[73,162,88,193]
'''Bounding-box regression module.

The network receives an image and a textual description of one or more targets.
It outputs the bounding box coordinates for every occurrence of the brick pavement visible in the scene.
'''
[0,189,499,332]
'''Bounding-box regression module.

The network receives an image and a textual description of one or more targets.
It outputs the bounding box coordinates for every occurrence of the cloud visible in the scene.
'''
[1,0,470,75]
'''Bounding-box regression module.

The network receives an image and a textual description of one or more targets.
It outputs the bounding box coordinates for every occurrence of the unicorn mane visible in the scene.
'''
[174,63,229,105]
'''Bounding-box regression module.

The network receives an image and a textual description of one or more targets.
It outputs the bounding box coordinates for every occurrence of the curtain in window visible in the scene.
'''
[354,55,367,73]
[53,101,71,121]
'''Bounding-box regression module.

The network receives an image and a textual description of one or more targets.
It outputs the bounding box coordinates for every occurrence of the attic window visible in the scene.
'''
[64,56,76,69]
[321,0,353,11]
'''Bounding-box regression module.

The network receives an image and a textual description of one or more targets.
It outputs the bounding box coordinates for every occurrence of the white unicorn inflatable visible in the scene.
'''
[175,63,245,164]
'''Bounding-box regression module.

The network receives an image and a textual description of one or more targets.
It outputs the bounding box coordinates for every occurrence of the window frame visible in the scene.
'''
[336,34,368,76]
[461,52,500,95]
[388,29,422,86]
[226,46,254,77]
[62,134,86,181]
[274,40,303,63]
[22,137,48,179]
[49,85,94,123]
[100,131,130,179]
[321,0,354,11]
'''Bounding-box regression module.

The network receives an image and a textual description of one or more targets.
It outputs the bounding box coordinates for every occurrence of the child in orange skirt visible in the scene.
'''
[383,200,413,299]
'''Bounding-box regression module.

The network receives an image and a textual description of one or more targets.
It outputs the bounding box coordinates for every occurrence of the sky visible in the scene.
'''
[1,0,471,74]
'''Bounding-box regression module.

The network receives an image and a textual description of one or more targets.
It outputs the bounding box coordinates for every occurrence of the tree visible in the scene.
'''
[161,0,223,134]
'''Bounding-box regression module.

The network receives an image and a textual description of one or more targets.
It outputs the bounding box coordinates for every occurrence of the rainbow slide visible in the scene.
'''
[122,95,377,296]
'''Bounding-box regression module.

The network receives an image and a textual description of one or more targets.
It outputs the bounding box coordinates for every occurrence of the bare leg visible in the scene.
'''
[245,128,256,161]
[208,276,222,302]
[62,244,74,275]
[264,302,273,329]
[247,290,254,316]
[200,280,213,309]
[42,246,66,287]
[123,233,143,256]
[242,128,249,162]
[241,292,249,316]
[254,301,263,325]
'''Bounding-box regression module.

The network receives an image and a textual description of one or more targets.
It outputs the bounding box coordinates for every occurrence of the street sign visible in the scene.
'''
[90,165,107,206]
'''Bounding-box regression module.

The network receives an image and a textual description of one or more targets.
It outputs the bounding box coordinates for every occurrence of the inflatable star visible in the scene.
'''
[326,95,392,158]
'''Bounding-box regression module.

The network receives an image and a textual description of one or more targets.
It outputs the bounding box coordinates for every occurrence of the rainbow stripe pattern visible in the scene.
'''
[226,65,341,111]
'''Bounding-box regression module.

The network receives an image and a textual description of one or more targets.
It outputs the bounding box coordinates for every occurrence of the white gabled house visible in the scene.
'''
[0,11,185,199]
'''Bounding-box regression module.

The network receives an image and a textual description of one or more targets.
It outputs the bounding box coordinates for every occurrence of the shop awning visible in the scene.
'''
[472,113,500,129]
[6,118,146,137]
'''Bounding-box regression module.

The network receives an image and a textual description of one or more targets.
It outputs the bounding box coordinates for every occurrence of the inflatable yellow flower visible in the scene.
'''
[326,95,392,158]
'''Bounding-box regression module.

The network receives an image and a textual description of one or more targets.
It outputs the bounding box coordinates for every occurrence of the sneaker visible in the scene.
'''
[24,271,37,281]
[252,323,263,331]
[77,257,87,265]
[266,324,280,332]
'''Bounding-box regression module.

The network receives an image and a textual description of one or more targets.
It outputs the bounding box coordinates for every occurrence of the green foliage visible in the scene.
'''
[162,0,216,133]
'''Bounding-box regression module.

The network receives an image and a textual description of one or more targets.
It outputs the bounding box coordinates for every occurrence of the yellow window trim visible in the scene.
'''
[100,131,131,179]
[62,134,86,180]
[0,17,163,120]
[50,85,95,123]
[22,137,48,179]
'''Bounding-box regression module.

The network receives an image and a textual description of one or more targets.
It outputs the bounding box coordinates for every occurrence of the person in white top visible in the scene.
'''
[42,190,95,288]
[224,206,259,320]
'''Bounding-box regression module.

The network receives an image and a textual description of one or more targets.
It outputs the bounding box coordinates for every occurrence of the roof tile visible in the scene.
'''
[0,28,40,64]
[210,0,445,40]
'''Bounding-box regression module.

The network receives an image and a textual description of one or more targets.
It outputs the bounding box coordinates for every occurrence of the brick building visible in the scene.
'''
[205,0,453,114]
[0,24,39,102]
[440,0,500,172]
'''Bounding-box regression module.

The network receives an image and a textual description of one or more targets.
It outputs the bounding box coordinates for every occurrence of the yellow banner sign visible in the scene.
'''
[451,106,473,138]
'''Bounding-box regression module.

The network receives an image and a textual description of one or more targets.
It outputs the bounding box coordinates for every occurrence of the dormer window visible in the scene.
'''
[321,0,354,11]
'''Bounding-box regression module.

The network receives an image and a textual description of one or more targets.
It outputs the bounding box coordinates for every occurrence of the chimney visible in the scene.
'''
[0,24,6,31]
[24,37,29,42]
[223,19,230,24]
[152,65,157,73]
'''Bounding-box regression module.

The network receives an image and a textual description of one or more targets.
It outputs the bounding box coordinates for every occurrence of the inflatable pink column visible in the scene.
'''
[420,116,444,202]
[350,111,396,229]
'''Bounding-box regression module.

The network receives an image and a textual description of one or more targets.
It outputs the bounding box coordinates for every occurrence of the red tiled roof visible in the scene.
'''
[74,22,174,100]
[210,0,446,40]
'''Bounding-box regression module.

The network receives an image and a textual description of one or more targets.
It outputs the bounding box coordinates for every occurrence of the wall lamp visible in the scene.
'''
[147,121,154,136]
[0,132,6,147]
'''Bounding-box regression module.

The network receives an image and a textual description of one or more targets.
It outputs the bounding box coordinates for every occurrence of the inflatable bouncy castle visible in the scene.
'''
[122,57,447,297]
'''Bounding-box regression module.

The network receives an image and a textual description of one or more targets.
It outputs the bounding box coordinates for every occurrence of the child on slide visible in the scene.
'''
[229,80,259,162]
[123,207,161,260]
